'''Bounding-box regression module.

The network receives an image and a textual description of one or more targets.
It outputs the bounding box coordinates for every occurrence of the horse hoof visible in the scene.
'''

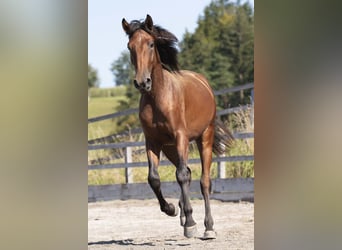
[165,203,178,217]
[184,225,197,238]
[180,216,185,226]
[202,230,216,240]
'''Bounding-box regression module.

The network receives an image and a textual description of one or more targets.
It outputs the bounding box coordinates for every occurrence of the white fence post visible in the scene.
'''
[125,147,133,183]
[218,153,226,179]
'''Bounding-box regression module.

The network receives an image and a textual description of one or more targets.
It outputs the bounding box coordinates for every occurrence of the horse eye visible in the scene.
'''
[149,42,154,48]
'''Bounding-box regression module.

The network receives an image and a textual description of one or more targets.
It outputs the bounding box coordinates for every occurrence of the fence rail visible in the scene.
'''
[88,106,252,146]
[88,155,254,170]
[88,108,139,124]
[88,132,253,151]
[88,178,254,202]
[88,83,254,124]
[212,82,254,96]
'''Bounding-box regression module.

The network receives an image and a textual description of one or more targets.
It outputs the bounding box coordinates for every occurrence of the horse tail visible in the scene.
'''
[212,119,234,155]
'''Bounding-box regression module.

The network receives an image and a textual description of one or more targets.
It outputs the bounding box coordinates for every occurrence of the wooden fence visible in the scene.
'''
[88,178,254,202]
[88,83,254,202]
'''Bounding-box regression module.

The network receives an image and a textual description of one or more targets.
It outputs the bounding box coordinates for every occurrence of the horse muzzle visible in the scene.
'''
[134,78,152,92]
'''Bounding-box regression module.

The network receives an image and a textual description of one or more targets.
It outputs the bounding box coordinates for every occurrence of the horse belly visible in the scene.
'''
[179,70,216,137]
[185,92,216,139]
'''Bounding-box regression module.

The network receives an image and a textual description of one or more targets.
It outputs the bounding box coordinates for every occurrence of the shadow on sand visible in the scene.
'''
[88,239,155,247]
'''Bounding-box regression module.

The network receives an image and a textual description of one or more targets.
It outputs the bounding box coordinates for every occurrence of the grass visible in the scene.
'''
[88,95,128,139]
[225,105,254,178]
[88,169,126,185]
[88,85,127,98]
[88,88,254,185]
[88,86,128,140]
[88,87,129,185]
[226,142,254,177]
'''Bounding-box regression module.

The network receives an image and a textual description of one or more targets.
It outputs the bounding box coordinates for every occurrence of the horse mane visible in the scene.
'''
[126,20,180,72]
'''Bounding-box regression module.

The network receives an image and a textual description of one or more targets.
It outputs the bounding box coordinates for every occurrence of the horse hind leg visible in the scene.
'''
[196,124,217,239]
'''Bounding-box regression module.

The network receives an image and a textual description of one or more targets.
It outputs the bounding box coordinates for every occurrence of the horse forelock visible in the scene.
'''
[126,20,180,72]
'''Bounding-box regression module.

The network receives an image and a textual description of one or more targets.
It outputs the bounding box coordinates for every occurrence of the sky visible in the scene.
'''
[88,0,254,88]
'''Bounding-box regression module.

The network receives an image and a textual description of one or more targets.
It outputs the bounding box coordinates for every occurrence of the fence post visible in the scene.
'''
[218,153,226,179]
[125,146,133,183]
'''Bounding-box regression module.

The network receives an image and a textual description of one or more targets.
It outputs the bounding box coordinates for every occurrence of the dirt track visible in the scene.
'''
[88,199,254,250]
[88,199,254,249]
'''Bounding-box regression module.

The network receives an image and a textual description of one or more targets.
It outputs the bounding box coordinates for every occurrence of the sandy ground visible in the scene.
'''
[88,199,254,249]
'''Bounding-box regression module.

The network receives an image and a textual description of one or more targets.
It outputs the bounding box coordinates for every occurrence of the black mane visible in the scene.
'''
[126,20,179,72]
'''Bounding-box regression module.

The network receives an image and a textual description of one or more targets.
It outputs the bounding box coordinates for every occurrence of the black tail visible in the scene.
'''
[213,119,234,155]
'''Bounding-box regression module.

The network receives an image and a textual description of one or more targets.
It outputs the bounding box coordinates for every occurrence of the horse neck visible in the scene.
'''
[150,62,166,94]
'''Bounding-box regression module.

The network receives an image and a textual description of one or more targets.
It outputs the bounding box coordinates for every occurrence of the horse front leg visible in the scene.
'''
[178,166,192,227]
[160,145,187,227]
[146,140,178,217]
[175,132,197,238]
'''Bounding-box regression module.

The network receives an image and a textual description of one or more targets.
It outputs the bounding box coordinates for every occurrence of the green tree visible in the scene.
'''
[88,63,99,88]
[110,51,140,132]
[223,1,254,102]
[115,82,141,132]
[178,0,254,107]
[110,51,134,86]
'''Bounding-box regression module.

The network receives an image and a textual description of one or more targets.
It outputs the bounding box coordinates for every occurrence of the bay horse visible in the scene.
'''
[122,14,233,239]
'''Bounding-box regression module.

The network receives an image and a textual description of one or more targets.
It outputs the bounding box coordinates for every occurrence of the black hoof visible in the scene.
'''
[164,203,178,217]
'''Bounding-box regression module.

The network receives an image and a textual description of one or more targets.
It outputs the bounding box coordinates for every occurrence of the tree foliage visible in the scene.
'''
[115,83,141,132]
[110,51,135,86]
[111,52,140,132]
[88,63,99,88]
[179,0,254,107]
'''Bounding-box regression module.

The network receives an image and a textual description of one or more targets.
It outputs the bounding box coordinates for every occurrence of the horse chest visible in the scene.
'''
[139,104,175,142]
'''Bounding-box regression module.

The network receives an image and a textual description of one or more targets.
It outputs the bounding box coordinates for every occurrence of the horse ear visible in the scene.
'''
[122,18,130,35]
[145,14,153,31]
